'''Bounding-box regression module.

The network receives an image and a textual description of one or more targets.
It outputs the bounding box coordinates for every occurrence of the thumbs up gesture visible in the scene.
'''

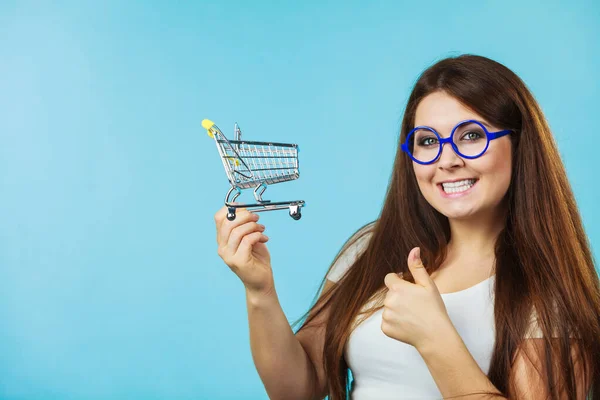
[381,247,453,351]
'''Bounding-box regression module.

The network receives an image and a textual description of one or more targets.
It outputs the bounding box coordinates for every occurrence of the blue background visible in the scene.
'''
[1,1,598,399]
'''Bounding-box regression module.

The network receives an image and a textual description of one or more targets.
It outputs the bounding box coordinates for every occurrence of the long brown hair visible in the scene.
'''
[293,54,600,399]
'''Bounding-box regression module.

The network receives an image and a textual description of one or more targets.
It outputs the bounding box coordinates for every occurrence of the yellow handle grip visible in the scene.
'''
[202,119,215,138]
[204,118,241,166]
[225,156,241,167]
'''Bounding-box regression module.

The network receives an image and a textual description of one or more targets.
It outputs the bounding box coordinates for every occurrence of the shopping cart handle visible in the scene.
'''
[202,119,215,138]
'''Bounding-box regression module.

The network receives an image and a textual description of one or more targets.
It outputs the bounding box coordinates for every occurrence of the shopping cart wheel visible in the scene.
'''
[227,207,237,221]
[289,204,301,220]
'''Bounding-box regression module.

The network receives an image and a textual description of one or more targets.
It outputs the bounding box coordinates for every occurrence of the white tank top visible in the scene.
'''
[326,232,497,399]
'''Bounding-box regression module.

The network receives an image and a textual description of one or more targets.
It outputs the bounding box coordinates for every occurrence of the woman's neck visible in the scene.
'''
[446,208,506,264]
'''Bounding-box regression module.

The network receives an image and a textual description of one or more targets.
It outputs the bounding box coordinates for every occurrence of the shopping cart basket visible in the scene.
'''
[203,118,305,221]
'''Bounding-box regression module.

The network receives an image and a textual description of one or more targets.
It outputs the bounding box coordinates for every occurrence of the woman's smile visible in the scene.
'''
[437,178,479,198]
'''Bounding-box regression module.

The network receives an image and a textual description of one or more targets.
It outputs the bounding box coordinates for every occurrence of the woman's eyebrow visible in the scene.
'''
[416,120,494,130]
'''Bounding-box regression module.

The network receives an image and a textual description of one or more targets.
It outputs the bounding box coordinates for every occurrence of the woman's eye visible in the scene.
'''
[418,137,438,146]
[462,131,483,141]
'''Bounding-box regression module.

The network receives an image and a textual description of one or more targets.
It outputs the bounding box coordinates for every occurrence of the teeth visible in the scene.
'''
[442,179,476,194]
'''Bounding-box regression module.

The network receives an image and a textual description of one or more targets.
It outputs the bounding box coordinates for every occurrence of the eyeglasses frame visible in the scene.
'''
[400,119,514,165]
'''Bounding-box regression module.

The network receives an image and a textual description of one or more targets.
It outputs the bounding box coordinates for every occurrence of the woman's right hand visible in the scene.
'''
[214,205,273,296]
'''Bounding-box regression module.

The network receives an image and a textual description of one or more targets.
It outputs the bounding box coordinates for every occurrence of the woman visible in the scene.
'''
[213,54,600,399]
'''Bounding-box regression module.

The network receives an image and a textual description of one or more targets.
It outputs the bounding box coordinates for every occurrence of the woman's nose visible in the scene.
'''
[437,142,464,169]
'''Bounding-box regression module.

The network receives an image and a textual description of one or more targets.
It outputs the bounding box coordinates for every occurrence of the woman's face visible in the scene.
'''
[411,91,513,221]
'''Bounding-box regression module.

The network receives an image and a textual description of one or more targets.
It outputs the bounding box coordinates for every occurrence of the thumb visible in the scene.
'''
[408,247,432,287]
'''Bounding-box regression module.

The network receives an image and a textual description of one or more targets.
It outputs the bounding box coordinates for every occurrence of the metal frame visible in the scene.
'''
[401,119,514,165]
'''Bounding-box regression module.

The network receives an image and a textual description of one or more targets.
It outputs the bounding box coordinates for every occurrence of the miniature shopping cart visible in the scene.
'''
[203,118,305,221]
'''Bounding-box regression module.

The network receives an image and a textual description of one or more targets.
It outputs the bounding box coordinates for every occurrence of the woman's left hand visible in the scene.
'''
[381,247,454,351]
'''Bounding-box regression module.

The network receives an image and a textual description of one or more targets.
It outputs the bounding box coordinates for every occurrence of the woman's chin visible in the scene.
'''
[445,212,477,221]
[438,204,479,220]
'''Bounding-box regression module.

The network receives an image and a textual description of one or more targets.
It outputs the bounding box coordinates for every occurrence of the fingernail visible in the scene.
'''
[414,247,421,261]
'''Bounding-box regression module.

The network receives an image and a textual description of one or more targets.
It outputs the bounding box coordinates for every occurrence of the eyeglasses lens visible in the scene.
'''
[407,121,488,163]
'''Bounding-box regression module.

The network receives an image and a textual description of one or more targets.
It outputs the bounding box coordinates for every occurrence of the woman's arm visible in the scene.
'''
[246,286,322,400]
[417,325,590,399]
[417,325,503,398]
[213,205,328,400]
[510,338,590,399]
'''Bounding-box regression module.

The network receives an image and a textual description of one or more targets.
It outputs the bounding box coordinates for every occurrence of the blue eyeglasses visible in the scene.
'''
[401,119,514,165]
